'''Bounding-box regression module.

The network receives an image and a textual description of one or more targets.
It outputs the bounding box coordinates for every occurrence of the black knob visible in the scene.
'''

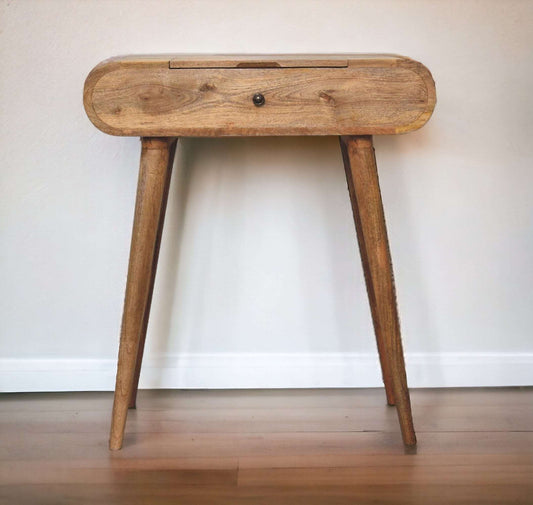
[252,93,265,107]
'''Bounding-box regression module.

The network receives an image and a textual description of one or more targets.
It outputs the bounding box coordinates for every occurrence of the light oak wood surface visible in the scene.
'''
[0,388,531,504]
[82,54,438,451]
[83,54,435,136]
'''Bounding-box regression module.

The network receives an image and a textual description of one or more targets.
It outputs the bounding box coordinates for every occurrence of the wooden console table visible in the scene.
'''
[83,54,436,450]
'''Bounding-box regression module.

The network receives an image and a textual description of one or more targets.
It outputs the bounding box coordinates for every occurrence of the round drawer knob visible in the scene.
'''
[252,93,265,107]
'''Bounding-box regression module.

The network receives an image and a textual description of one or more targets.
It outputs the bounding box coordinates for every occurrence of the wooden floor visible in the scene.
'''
[0,388,532,504]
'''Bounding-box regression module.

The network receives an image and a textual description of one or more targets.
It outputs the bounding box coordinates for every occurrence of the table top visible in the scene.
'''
[95,53,411,68]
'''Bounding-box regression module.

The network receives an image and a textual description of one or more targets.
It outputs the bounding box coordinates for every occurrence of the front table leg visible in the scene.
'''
[129,139,177,409]
[109,137,177,450]
[339,135,416,446]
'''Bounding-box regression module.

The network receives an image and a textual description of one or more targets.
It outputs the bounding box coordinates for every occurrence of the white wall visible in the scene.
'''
[1,0,532,392]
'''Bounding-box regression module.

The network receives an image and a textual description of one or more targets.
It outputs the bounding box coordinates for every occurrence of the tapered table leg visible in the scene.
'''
[129,139,177,409]
[340,135,416,446]
[109,137,177,450]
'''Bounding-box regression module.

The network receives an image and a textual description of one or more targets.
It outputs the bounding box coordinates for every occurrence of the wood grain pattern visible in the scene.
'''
[83,54,435,137]
[109,138,177,450]
[0,389,532,504]
[340,135,415,445]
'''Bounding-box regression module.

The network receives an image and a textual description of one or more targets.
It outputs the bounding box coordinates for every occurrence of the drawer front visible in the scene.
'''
[84,59,435,136]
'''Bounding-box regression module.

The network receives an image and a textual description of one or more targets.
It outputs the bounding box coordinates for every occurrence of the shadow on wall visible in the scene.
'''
[144,133,442,385]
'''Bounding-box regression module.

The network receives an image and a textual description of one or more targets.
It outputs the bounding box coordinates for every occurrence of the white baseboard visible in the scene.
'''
[1,352,532,393]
